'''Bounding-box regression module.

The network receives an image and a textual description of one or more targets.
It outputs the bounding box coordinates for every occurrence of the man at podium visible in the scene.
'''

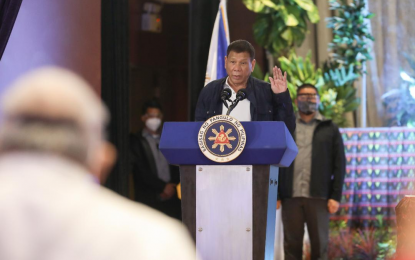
[195,39,295,134]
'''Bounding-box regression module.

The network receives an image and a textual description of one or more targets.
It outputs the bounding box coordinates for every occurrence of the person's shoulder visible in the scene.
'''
[91,187,198,259]
[94,185,163,221]
[198,78,226,102]
[93,187,184,233]
[204,77,226,90]
[331,121,342,133]
[318,118,341,132]
[250,76,270,88]
[322,118,339,128]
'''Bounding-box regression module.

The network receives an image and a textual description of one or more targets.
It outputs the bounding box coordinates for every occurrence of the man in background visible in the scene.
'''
[130,99,181,220]
[0,67,197,260]
[278,84,346,260]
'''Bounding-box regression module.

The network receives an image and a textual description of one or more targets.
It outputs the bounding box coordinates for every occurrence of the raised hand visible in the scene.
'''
[269,66,287,94]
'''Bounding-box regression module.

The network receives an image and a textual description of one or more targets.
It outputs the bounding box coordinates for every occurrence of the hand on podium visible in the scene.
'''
[276,200,281,210]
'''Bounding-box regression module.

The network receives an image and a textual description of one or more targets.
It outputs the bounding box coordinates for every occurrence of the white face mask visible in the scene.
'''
[145,117,161,132]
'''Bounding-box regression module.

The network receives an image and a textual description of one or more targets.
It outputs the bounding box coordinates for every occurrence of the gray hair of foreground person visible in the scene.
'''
[0,67,114,182]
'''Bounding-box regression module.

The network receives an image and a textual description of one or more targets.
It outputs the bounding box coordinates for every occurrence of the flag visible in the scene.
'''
[204,0,230,86]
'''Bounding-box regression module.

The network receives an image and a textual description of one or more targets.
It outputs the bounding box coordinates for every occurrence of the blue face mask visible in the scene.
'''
[297,100,318,115]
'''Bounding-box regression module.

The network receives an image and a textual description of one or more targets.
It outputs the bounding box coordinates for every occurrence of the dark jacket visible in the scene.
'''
[278,119,346,202]
[195,76,296,135]
[130,130,181,219]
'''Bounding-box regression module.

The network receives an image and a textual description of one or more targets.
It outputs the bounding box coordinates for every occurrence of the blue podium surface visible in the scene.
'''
[159,121,297,167]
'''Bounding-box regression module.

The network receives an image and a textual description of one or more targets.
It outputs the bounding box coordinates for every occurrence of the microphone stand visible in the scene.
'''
[226,99,240,116]
[225,89,246,116]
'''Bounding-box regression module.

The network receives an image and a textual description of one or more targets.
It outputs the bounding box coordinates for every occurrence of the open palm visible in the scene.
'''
[269,66,287,94]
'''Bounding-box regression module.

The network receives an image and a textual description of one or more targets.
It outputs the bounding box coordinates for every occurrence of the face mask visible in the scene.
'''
[297,100,318,115]
[145,118,161,132]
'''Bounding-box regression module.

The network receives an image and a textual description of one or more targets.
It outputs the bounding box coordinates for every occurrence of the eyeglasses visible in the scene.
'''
[297,93,318,100]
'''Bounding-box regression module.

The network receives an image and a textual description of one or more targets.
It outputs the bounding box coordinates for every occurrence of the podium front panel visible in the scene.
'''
[196,165,253,260]
[180,165,279,260]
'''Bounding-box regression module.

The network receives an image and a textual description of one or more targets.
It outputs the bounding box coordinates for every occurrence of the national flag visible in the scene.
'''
[204,0,230,86]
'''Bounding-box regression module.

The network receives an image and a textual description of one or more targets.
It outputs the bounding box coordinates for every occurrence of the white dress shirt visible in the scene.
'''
[222,77,251,121]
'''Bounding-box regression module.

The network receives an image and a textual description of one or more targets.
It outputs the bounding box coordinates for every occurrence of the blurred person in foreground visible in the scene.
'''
[277,84,346,260]
[131,100,181,220]
[0,67,198,260]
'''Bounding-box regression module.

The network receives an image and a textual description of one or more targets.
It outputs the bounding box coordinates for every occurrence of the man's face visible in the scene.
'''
[141,107,162,123]
[296,87,320,115]
[225,51,256,87]
[296,87,320,106]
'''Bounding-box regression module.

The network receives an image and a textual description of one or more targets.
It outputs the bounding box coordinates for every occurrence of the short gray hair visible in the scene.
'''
[0,67,109,166]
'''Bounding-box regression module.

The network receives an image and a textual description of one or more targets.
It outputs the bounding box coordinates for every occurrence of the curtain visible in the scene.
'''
[101,0,130,197]
[296,0,332,68]
[0,0,23,60]
[364,0,415,127]
[188,0,219,120]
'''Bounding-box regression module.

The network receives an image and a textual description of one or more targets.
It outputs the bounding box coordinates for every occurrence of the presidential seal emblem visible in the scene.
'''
[198,115,246,162]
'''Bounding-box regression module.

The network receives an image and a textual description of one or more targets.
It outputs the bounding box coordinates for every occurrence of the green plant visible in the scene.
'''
[325,0,374,76]
[276,51,360,126]
[322,0,374,125]
[278,50,324,109]
[328,220,354,259]
[242,0,320,58]
[320,65,361,126]
[327,217,396,260]
[251,63,269,83]
[247,0,374,126]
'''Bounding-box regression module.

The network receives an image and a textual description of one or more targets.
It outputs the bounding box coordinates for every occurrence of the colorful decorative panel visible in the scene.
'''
[332,128,415,227]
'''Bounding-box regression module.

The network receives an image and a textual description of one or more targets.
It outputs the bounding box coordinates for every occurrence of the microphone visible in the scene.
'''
[226,88,247,116]
[236,89,247,101]
[221,88,232,108]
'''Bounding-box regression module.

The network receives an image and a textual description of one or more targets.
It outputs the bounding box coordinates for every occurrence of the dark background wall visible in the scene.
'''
[0,0,101,94]
[129,1,189,133]
[228,0,266,70]
[101,0,130,196]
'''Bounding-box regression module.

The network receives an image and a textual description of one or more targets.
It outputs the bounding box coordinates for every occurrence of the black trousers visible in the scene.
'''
[281,197,330,260]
